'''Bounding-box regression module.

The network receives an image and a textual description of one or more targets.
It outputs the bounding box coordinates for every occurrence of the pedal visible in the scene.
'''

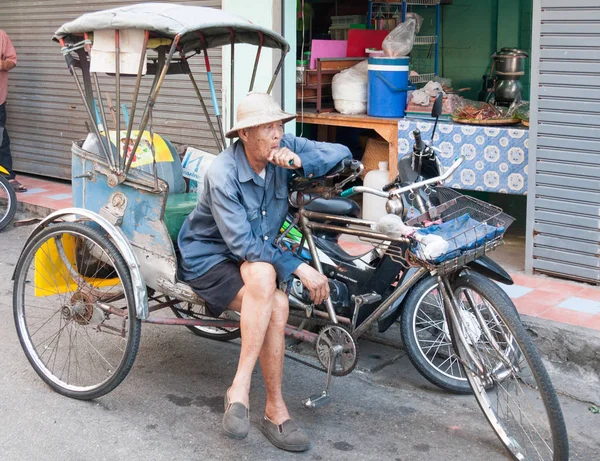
[303,392,332,410]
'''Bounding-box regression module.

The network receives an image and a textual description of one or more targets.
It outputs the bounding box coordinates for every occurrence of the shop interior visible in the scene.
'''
[295,0,533,272]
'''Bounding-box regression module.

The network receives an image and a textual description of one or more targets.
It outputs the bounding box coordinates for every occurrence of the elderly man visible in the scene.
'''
[178,92,351,451]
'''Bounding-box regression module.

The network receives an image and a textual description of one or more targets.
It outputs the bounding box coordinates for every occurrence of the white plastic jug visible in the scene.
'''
[362,161,389,222]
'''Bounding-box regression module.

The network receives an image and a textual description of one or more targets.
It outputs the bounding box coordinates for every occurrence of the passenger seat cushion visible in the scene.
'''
[165,193,198,242]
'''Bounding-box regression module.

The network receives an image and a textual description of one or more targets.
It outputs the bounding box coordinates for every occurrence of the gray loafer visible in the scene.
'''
[223,390,249,439]
[259,416,310,452]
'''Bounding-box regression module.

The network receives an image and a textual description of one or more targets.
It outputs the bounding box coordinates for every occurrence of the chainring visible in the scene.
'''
[315,325,359,377]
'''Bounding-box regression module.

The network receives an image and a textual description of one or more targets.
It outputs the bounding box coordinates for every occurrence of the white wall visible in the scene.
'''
[221,0,296,138]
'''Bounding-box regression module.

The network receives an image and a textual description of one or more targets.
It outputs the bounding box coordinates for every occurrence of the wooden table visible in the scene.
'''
[296,111,401,180]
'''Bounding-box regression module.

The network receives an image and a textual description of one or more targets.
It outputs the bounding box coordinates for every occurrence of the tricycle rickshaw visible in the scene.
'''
[12,4,567,460]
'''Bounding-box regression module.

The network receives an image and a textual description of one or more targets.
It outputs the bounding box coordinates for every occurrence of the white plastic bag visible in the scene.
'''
[405,13,424,33]
[181,146,217,200]
[332,60,368,115]
[382,19,417,58]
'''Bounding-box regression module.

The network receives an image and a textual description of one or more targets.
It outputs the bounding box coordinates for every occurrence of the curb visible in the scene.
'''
[16,199,54,219]
[521,315,600,405]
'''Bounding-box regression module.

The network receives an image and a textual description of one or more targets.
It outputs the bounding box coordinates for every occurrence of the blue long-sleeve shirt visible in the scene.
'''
[177,133,352,282]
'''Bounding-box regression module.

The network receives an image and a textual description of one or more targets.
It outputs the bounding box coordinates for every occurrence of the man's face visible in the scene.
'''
[240,121,284,161]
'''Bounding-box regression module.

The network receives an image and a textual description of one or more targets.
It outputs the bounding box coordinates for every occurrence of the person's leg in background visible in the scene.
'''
[0,103,26,191]
[0,103,14,180]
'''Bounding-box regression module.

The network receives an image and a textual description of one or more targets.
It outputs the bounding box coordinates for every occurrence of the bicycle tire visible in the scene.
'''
[0,174,17,232]
[171,300,241,341]
[13,222,141,400]
[450,272,568,461]
[401,275,472,394]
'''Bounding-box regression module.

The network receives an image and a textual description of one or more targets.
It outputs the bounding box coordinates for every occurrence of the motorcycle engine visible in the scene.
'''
[289,277,351,316]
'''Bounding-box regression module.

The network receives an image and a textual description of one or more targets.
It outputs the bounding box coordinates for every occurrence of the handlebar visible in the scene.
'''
[340,155,465,199]
[413,129,425,153]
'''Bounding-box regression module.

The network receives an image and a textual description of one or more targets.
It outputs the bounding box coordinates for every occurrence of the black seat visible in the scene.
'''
[303,197,361,218]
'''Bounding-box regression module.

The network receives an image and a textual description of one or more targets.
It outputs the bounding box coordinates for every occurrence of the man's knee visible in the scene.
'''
[240,262,277,293]
[270,291,289,326]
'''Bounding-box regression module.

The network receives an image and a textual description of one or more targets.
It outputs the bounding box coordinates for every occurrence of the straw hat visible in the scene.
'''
[226,92,296,139]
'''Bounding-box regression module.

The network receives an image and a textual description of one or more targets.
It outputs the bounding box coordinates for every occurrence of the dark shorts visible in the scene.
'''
[186,260,244,317]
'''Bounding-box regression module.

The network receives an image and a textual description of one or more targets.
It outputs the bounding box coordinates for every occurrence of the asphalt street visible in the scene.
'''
[0,220,598,461]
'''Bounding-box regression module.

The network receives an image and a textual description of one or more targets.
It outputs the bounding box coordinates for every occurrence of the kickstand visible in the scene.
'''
[303,344,343,410]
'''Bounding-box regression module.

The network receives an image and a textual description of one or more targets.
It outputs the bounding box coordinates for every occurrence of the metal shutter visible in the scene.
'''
[528,0,600,283]
[0,0,222,180]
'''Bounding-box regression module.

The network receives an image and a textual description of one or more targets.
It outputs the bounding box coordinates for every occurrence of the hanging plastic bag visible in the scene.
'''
[382,18,417,58]
[405,13,424,33]
[332,60,369,115]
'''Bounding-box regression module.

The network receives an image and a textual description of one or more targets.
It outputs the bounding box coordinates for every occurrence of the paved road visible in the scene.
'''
[1,221,598,460]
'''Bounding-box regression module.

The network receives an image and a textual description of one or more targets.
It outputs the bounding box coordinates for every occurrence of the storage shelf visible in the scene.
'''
[371,0,441,5]
[410,73,436,84]
[414,35,437,45]
[406,0,441,5]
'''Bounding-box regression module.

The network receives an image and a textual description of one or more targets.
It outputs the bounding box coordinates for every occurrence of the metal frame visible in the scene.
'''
[137,204,426,344]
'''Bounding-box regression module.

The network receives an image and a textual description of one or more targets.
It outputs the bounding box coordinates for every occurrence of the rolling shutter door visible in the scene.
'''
[0,0,222,180]
[529,0,600,283]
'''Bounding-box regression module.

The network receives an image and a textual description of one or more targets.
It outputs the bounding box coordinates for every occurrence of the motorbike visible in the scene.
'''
[270,94,516,395]
[0,164,17,231]
[12,5,568,460]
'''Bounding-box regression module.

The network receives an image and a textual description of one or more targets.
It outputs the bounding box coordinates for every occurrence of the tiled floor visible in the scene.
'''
[14,173,600,332]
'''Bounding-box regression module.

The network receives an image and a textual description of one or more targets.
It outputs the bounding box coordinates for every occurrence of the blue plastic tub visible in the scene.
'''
[367,57,412,118]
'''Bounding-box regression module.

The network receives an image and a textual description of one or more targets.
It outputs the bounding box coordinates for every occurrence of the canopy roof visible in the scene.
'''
[54,3,289,53]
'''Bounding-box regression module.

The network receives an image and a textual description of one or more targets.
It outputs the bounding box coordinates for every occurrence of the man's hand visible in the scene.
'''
[269,147,302,169]
[293,263,330,305]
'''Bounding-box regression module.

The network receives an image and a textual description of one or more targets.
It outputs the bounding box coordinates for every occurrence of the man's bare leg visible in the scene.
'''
[226,262,278,408]
[259,290,290,424]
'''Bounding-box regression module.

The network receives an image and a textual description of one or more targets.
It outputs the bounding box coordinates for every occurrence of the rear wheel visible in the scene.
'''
[0,174,17,232]
[171,301,241,341]
[451,272,568,461]
[13,222,140,400]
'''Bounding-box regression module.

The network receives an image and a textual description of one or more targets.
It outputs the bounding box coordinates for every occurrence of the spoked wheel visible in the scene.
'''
[0,174,17,232]
[171,301,241,341]
[13,222,141,400]
[402,275,473,394]
[449,272,569,461]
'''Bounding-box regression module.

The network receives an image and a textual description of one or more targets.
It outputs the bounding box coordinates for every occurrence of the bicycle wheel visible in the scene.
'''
[401,275,472,394]
[13,222,141,400]
[0,174,17,232]
[171,301,241,341]
[450,272,568,461]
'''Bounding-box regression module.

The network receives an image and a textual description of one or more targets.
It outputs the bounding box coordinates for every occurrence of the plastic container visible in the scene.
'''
[329,25,350,40]
[362,161,389,222]
[296,60,307,84]
[367,56,411,118]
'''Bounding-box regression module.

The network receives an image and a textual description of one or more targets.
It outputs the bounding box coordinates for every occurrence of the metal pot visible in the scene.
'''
[492,48,529,76]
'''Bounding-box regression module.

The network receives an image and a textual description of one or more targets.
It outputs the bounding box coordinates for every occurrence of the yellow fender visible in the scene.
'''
[0,165,9,175]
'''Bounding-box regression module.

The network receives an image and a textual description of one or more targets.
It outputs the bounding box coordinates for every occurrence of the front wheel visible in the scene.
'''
[450,272,568,461]
[401,275,473,393]
[0,174,17,232]
[13,222,141,400]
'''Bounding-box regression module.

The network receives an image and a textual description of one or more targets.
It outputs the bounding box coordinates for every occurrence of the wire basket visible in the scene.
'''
[405,188,515,274]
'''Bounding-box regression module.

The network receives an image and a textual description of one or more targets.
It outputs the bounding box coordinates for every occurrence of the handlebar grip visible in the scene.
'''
[413,129,425,153]
[382,180,397,192]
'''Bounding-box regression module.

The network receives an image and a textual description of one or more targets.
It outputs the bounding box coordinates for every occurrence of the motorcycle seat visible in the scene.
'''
[302,196,361,218]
